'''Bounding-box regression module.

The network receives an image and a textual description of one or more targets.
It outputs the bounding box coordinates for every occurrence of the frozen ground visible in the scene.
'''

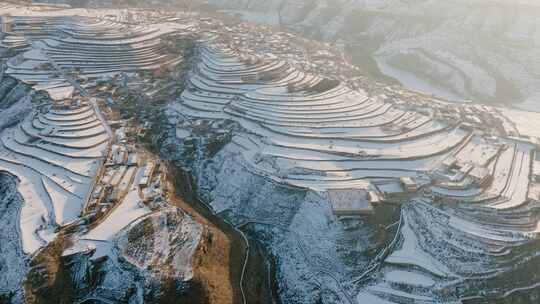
[0,4,203,302]
[0,173,28,303]
[1,2,540,303]
[162,33,540,303]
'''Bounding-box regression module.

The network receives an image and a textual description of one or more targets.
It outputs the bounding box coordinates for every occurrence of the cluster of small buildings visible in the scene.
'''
[330,177,425,216]
[439,156,492,187]
[86,124,164,219]
[387,87,511,138]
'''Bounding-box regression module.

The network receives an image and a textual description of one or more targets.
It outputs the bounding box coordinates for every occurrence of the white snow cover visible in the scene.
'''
[85,168,151,241]
[165,33,540,304]
[2,3,540,303]
[171,45,486,193]
[384,270,435,287]
[385,213,455,278]
[0,98,108,254]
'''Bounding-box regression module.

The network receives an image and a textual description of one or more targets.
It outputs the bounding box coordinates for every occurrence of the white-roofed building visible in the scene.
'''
[328,189,374,216]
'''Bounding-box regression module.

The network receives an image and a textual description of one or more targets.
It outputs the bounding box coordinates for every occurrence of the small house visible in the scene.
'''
[328,189,373,216]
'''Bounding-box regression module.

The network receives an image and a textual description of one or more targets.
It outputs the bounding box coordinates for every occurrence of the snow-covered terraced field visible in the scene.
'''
[173,44,540,208]
[0,9,198,255]
[0,97,108,254]
[2,2,540,303]
[0,4,205,302]
[168,41,540,304]
[174,46,481,191]
[3,12,194,97]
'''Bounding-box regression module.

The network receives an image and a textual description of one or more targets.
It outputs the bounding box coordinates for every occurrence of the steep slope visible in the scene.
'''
[0,4,227,303]
[2,2,540,304]
[160,20,540,303]
[0,173,28,304]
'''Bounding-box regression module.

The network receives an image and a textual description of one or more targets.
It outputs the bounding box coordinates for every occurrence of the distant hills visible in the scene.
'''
[208,0,540,110]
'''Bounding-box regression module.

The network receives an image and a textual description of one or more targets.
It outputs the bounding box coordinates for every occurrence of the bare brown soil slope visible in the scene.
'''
[166,165,240,304]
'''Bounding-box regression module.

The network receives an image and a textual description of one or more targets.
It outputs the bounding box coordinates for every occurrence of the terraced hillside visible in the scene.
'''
[206,0,540,110]
[0,95,107,253]
[0,3,234,303]
[1,2,540,304]
[3,14,193,99]
[164,39,540,303]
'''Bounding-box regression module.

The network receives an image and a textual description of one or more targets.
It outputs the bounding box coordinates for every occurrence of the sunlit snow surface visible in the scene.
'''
[166,39,540,303]
[0,1,540,303]
[0,103,107,253]
[0,5,203,301]
[0,2,196,255]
